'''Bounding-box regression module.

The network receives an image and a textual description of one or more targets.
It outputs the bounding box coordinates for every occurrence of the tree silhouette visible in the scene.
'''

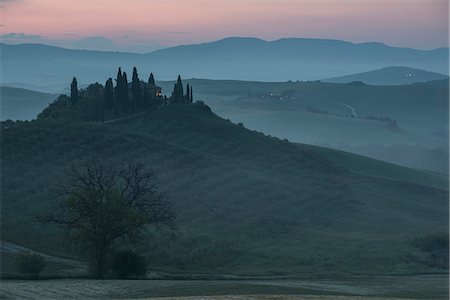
[172,75,184,103]
[185,83,190,103]
[121,72,130,114]
[148,73,155,86]
[70,77,79,105]
[131,67,142,112]
[42,161,174,278]
[104,78,114,112]
[114,68,123,117]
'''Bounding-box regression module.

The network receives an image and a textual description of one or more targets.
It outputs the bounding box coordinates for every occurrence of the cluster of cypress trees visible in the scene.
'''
[172,75,193,104]
[70,67,195,122]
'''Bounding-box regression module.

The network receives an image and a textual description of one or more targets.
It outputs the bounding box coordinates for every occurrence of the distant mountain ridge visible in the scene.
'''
[324,66,449,85]
[1,37,448,85]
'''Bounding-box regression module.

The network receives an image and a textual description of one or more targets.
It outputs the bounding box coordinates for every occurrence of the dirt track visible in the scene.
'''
[137,296,418,300]
[0,276,448,300]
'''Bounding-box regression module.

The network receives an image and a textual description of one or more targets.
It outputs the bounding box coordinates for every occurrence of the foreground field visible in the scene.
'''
[0,275,448,299]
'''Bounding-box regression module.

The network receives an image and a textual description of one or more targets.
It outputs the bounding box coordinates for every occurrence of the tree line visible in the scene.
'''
[70,67,194,122]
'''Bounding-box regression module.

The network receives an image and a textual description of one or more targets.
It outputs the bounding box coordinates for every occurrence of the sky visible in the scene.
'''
[0,0,448,52]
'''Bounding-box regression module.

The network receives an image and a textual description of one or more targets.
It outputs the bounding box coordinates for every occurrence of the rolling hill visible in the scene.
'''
[192,78,449,142]
[2,79,447,173]
[182,78,449,173]
[1,103,448,276]
[1,37,448,86]
[0,86,57,121]
[324,66,448,85]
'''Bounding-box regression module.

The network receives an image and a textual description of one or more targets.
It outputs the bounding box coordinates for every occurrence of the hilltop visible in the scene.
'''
[1,96,448,276]
[324,66,448,85]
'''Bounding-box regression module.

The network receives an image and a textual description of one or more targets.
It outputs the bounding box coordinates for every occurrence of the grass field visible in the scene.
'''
[1,275,448,299]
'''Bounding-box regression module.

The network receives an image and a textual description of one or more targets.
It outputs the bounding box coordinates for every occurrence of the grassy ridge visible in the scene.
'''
[1,104,448,275]
[324,66,448,85]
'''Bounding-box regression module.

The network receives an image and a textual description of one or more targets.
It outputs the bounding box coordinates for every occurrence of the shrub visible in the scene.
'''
[112,250,147,279]
[14,252,46,277]
[413,234,449,269]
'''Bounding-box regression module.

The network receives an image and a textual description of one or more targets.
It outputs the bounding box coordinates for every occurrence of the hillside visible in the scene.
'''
[324,66,448,85]
[1,38,448,86]
[0,87,57,121]
[2,78,448,173]
[158,78,448,135]
[8,79,449,133]
[172,78,449,173]
[1,103,448,276]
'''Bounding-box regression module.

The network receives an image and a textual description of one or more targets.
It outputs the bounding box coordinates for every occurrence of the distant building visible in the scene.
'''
[143,81,162,99]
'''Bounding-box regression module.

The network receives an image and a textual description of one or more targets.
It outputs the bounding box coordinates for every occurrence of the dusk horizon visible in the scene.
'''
[1,0,448,52]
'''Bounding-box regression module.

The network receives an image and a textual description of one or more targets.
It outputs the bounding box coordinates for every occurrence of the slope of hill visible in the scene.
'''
[1,103,448,276]
[146,78,450,139]
[1,38,448,85]
[324,66,449,85]
[0,86,57,121]
[171,78,448,173]
[2,79,448,172]
[174,78,448,144]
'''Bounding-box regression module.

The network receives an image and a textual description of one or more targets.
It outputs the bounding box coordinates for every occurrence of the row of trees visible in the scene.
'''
[70,67,194,122]
[172,75,193,104]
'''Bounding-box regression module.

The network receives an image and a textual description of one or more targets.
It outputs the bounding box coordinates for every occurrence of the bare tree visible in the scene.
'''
[42,161,174,278]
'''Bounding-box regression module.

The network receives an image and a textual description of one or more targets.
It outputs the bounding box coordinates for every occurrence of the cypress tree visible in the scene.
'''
[131,67,141,112]
[104,78,114,112]
[121,72,129,114]
[185,83,190,103]
[114,68,123,117]
[172,75,184,103]
[148,73,155,86]
[70,77,79,105]
[190,86,193,103]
